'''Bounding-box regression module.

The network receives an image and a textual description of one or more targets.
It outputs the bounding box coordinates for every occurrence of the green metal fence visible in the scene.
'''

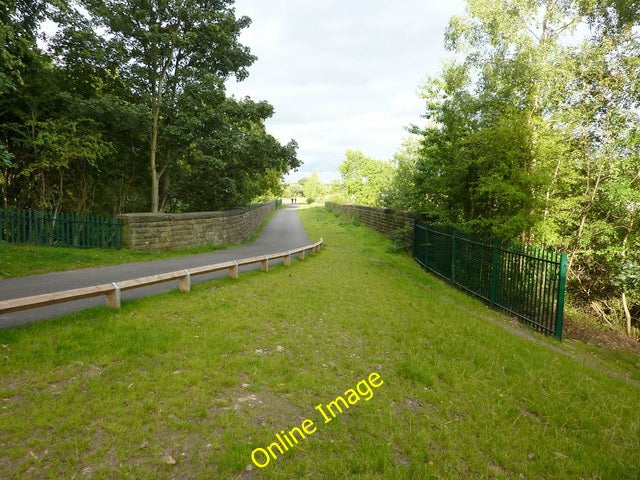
[0,207,123,249]
[413,221,567,340]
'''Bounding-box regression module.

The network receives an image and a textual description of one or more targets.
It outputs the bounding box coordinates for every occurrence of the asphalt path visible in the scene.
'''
[0,205,311,328]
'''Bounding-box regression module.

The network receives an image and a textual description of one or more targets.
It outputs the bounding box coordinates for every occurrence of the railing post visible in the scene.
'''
[284,253,291,266]
[118,217,123,249]
[179,269,191,292]
[424,225,429,267]
[450,230,457,284]
[555,253,568,341]
[412,220,417,260]
[490,239,501,308]
[106,282,121,309]
[229,261,239,279]
[413,221,427,267]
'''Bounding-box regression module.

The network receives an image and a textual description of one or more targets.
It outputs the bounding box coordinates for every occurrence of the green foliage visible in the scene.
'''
[380,137,420,211]
[298,171,326,201]
[614,261,640,291]
[338,150,394,206]
[387,224,413,253]
[0,0,300,215]
[390,0,640,333]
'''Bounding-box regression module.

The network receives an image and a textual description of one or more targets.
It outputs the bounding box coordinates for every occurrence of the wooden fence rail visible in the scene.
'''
[0,238,323,316]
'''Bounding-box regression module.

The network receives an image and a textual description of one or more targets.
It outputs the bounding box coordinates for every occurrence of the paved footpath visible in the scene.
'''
[0,205,311,328]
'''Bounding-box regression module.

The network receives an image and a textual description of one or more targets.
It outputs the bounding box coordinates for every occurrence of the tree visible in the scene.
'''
[548,19,640,332]
[0,0,50,95]
[382,137,423,211]
[0,0,51,207]
[338,150,394,207]
[39,0,299,213]
[400,0,640,332]
[298,172,326,203]
[167,79,299,210]
[283,183,302,201]
[80,0,257,212]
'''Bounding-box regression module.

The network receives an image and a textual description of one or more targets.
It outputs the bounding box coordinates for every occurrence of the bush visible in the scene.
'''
[388,225,413,253]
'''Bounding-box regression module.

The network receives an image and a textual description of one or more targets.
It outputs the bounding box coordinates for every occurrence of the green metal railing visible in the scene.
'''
[0,207,123,249]
[413,221,567,340]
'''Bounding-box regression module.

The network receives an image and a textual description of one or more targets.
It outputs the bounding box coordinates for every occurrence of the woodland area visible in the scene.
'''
[0,0,299,216]
[329,0,640,336]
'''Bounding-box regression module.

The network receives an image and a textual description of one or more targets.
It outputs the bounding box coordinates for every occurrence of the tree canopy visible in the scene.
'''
[0,0,299,215]
[383,0,640,335]
[338,150,394,207]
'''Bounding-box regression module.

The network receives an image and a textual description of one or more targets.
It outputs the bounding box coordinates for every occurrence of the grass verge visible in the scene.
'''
[0,206,281,280]
[0,243,233,280]
[0,207,639,479]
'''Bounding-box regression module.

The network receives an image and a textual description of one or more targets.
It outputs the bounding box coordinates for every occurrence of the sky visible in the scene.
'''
[224,0,467,184]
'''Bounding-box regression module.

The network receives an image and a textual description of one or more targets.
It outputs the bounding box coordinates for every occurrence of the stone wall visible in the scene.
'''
[324,202,416,239]
[119,201,275,251]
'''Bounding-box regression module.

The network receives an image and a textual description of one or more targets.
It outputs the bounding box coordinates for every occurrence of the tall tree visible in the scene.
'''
[81,0,256,212]
[0,0,51,206]
[403,0,640,332]
[381,137,421,211]
[298,171,326,202]
[168,78,299,211]
[339,150,394,207]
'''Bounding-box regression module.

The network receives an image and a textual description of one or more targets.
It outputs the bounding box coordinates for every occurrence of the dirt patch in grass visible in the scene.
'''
[563,315,640,354]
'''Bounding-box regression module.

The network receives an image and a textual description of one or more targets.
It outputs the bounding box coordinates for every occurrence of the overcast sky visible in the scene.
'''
[225,0,467,183]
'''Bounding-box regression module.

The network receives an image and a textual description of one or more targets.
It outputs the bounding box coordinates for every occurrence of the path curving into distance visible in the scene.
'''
[0,205,311,328]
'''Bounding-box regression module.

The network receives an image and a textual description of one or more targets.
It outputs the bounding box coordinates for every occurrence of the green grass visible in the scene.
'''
[0,243,234,279]
[0,207,278,279]
[1,207,639,479]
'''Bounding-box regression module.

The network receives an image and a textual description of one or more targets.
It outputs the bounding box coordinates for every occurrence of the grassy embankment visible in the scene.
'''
[0,207,639,479]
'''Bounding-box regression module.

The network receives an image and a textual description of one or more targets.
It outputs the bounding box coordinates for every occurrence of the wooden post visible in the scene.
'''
[229,261,239,279]
[299,250,306,260]
[106,282,121,309]
[179,269,191,292]
[284,253,291,266]
[260,256,269,272]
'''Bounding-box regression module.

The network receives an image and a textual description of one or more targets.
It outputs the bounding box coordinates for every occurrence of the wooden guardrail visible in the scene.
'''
[0,238,323,315]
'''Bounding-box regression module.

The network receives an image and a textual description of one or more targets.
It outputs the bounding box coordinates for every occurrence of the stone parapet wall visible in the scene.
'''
[324,202,416,238]
[119,201,275,251]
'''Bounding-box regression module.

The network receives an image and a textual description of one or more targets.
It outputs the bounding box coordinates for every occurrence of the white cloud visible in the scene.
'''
[226,0,467,183]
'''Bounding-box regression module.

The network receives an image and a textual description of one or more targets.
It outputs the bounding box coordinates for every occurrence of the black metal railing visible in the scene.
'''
[0,207,123,249]
[413,221,567,340]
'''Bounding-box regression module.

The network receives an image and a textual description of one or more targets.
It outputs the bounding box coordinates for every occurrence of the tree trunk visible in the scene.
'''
[621,291,632,336]
[150,88,162,213]
[620,214,635,336]
[150,128,159,213]
[149,54,173,213]
[1,167,8,208]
